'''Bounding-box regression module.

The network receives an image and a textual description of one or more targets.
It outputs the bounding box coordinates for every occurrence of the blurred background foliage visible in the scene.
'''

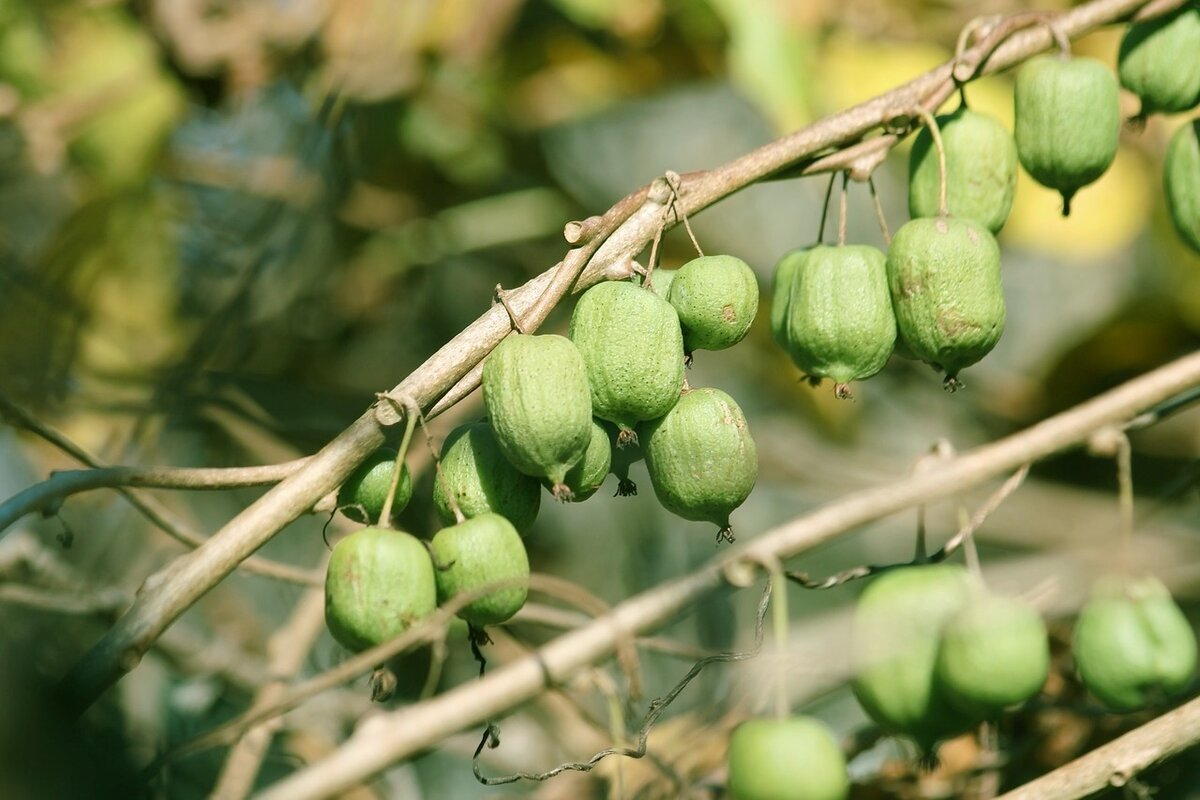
[0,0,1198,798]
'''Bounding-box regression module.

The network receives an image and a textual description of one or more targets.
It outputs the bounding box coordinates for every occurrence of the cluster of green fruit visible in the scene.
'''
[322,254,767,652]
[770,4,1200,395]
[850,563,1197,759]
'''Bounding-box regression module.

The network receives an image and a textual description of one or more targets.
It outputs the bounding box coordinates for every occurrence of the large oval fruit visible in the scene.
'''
[935,592,1049,718]
[783,244,896,396]
[337,448,412,525]
[543,419,611,502]
[325,527,437,652]
[886,216,1005,389]
[1014,54,1120,215]
[433,421,541,533]
[641,387,757,541]
[668,254,760,352]
[851,564,979,753]
[1073,575,1198,711]
[727,716,849,800]
[769,247,809,349]
[908,107,1018,234]
[569,281,685,445]
[1165,120,1200,253]
[1118,4,1200,116]
[482,333,593,497]
[430,512,530,627]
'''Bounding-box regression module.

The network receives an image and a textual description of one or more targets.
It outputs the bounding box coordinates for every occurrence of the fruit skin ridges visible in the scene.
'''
[1118,4,1200,117]
[433,420,541,533]
[1014,54,1120,216]
[667,254,760,352]
[482,333,593,498]
[569,281,685,447]
[1165,120,1200,254]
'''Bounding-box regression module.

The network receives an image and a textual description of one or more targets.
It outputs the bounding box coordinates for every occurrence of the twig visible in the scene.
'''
[59,0,1188,719]
[995,694,1200,800]
[255,350,1200,800]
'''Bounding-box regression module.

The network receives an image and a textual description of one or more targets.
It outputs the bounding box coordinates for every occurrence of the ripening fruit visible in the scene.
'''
[727,716,850,800]
[604,420,643,497]
[482,334,593,498]
[543,420,611,502]
[641,387,757,540]
[433,421,541,534]
[769,247,809,349]
[569,281,685,446]
[783,244,896,397]
[1014,54,1120,216]
[668,254,760,352]
[430,512,530,626]
[1118,5,1200,116]
[887,216,1005,389]
[337,448,412,524]
[325,527,437,652]
[908,107,1018,234]
[1073,575,1198,711]
[851,564,979,753]
[935,592,1049,718]
[1165,120,1200,253]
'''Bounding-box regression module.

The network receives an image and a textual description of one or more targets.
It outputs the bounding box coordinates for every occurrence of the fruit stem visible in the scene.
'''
[914,505,928,562]
[837,171,849,246]
[959,506,985,583]
[868,176,891,245]
[770,565,791,720]
[913,106,949,218]
[817,172,836,244]
[379,395,420,527]
[1060,190,1074,218]
[1114,431,1134,585]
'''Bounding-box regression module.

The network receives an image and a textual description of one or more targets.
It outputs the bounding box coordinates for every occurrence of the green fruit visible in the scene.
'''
[769,247,809,349]
[604,420,643,497]
[543,419,611,502]
[908,108,1018,234]
[668,254,760,352]
[646,268,677,298]
[727,717,849,800]
[337,448,412,524]
[641,387,757,540]
[1073,576,1197,711]
[569,281,685,445]
[482,333,593,496]
[433,421,541,534]
[430,512,530,626]
[783,244,896,396]
[886,216,1005,388]
[1118,4,1200,116]
[851,564,979,752]
[1165,120,1200,253]
[935,592,1049,718]
[325,527,437,652]
[1014,54,1120,215]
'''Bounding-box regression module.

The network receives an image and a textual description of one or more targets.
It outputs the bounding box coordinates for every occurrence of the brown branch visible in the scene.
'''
[256,351,1200,800]
[57,0,1183,719]
[995,695,1200,800]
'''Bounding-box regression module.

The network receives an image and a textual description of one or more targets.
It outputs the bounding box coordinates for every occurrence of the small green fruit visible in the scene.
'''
[887,216,1005,388]
[569,281,685,445]
[1118,5,1200,116]
[646,268,677,299]
[641,387,757,540]
[430,512,530,627]
[1014,54,1120,215]
[1073,576,1198,711]
[783,244,896,396]
[482,333,593,497]
[325,527,437,652]
[433,421,541,534]
[668,254,760,352]
[727,716,849,800]
[604,419,643,497]
[908,108,1018,234]
[851,564,979,752]
[1165,120,1200,253]
[935,592,1049,718]
[543,419,611,502]
[769,247,809,349]
[337,448,412,524]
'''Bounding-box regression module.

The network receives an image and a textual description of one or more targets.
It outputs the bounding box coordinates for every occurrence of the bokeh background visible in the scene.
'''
[0,0,1198,797]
